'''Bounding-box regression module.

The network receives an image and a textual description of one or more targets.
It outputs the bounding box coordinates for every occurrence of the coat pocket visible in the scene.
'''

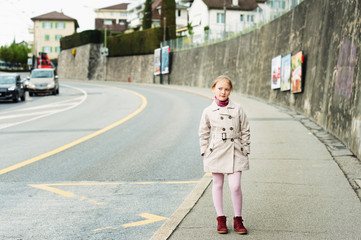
[235,139,248,156]
[204,142,214,158]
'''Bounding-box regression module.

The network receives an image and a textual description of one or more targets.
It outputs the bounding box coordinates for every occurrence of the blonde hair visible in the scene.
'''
[211,75,233,90]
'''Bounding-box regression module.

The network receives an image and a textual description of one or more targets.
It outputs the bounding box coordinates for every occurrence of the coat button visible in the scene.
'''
[210,148,213,152]
[241,147,243,151]
[229,116,232,119]
[230,127,233,130]
[231,138,234,142]
[222,128,225,131]
[220,116,224,120]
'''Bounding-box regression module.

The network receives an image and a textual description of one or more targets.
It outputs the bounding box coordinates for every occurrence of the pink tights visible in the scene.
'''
[212,171,243,217]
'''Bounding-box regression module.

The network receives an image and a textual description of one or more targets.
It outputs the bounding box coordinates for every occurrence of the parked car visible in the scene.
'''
[28,69,59,96]
[0,73,26,102]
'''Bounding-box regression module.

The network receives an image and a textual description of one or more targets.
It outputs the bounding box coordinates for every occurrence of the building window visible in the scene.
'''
[240,14,244,21]
[247,15,254,22]
[42,46,52,53]
[43,22,52,29]
[56,22,65,29]
[55,35,62,41]
[270,0,286,9]
[217,13,224,23]
[120,12,127,17]
[104,19,113,25]
[45,35,50,41]
[178,10,181,17]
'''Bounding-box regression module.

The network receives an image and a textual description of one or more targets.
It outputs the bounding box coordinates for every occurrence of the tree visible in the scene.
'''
[0,42,30,64]
[142,0,152,30]
[161,0,176,40]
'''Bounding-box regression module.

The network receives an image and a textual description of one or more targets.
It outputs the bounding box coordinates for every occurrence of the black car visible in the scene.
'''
[0,73,26,102]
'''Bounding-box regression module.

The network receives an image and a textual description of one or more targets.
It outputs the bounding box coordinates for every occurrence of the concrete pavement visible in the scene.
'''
[150,85,361,240]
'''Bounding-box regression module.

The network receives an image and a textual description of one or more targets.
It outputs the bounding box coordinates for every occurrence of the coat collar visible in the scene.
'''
[211,99,236,111]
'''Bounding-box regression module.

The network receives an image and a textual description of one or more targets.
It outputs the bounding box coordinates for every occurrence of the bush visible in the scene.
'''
[107,27,163,57]
[60,30,103,50]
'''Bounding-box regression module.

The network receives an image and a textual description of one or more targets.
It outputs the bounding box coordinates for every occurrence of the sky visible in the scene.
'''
[0,0,132,46]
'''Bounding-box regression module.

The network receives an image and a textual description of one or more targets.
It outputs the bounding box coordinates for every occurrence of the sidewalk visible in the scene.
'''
[150,85,361,240]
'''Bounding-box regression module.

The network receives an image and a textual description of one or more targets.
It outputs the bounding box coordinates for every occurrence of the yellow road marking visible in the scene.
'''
[0,87,147,176]
[93,213,168,232]
[29,181,200,198]
[123,213,168,228]
[29,184,75,197]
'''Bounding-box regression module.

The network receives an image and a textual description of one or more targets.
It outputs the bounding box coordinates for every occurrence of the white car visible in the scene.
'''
[28,69,59,96]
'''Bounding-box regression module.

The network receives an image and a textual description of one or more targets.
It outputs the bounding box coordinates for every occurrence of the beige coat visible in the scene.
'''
[199,100,250,173]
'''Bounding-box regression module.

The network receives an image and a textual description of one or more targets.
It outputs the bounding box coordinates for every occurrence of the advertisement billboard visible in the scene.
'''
[271,55,282,89]
[291,51,303,93]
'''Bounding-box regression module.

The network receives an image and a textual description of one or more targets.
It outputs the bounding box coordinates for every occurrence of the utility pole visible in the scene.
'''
[163,17,167,44]
[223,0,226,39]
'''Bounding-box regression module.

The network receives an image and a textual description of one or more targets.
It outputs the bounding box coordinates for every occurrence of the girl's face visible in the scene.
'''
[212,79,231,101]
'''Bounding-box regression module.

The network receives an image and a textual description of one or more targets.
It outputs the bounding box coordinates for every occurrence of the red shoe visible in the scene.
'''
[234,216,247,234]
[216,216,228,234]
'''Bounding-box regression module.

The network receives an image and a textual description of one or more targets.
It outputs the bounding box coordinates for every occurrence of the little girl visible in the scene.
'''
[199,75,250,234]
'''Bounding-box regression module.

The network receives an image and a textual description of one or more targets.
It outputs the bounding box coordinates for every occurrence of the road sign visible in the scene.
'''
[100,47,108,56]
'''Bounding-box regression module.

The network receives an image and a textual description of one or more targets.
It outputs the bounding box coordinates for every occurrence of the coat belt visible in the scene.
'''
[212,132,241,140]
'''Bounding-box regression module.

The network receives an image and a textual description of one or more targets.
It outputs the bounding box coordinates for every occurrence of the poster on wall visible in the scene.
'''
[281,54,292,91]
[154,48,161,76]
[291,51,304,93]
[271,55,282,89]
[161,46,170,74]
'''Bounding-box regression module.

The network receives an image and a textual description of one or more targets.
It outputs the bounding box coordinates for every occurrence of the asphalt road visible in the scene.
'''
[0,81,210,240]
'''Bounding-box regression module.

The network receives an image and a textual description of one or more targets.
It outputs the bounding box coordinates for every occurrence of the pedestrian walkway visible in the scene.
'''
[151,85,361,240]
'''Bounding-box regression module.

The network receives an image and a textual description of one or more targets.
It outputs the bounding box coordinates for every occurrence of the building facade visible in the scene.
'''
[95,3,129,33]
[127,0,189,31]
[30,11,78,59]
[188,0,260,39]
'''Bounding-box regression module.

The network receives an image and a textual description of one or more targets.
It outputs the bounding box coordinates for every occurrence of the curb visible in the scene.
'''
[150,173,212,240]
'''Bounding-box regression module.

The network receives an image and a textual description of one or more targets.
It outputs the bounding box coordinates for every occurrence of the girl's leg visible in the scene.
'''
[227,171,243,217]
[212,173,225,216]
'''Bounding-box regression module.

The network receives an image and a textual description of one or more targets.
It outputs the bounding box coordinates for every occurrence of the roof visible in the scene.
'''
[97,3,129,10]
[152,0,162,20]
[202,0,259,10]
[31,11,79,28]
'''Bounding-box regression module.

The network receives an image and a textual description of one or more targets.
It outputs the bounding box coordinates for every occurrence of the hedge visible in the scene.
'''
[60,30,103,50]
[60,27,174,56]
[107,27,163,57]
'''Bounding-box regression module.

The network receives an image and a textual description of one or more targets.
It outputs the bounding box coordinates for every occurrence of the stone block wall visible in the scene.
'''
[58,43,105,81]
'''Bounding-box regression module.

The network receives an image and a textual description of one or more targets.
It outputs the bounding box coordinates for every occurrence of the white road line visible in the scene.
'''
[0,84,87,130]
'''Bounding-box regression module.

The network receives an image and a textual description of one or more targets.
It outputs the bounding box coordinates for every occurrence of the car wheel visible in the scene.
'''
[21,93,25,101]
[56,88,59,95]
[29,92,34,97]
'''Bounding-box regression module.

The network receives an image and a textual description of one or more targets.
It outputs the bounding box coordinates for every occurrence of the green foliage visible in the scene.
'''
[0,42,30,64]
[187,22,194,35]
[107,28,164,57]
[142,0,152,30]
[161,0,176,40]
[60,30,103,50]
